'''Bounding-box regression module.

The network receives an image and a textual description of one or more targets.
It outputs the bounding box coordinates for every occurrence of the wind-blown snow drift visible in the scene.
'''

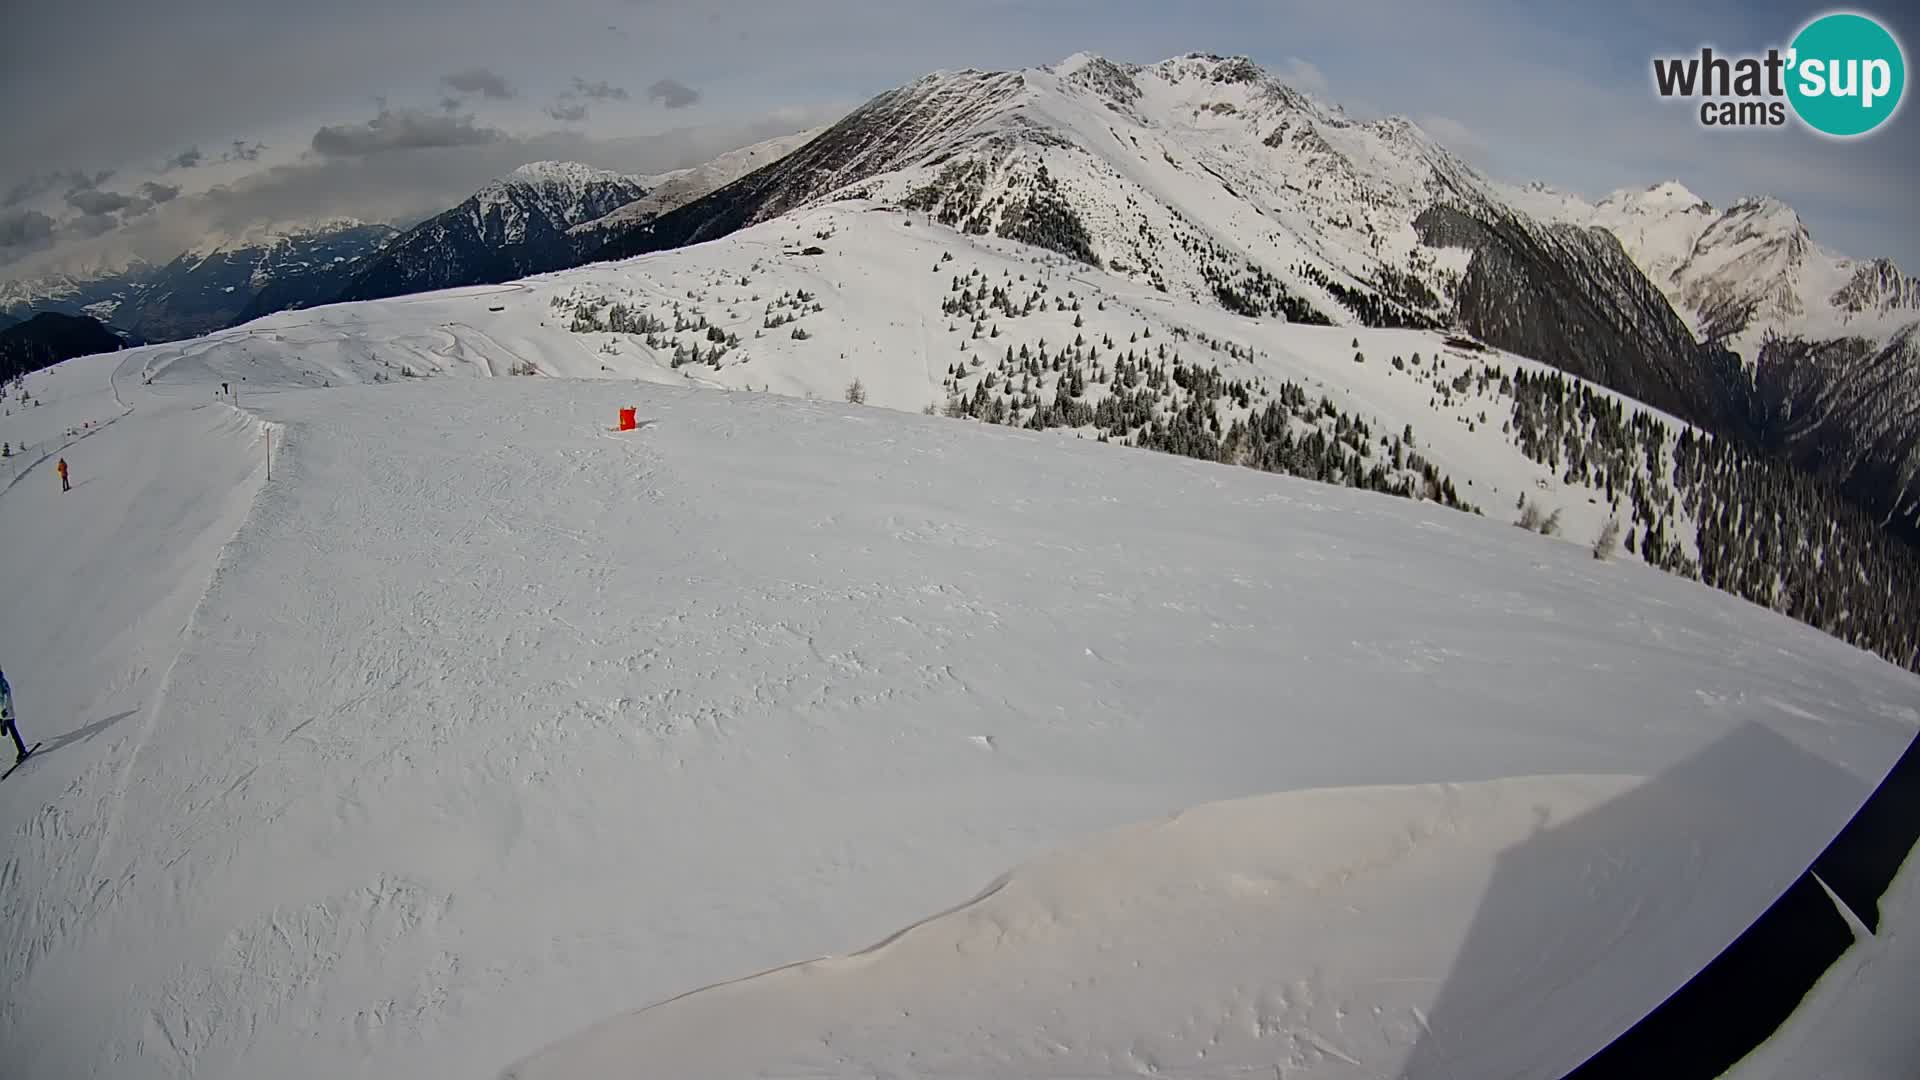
[504,739,1870,1080]
[0,324,1915,1079]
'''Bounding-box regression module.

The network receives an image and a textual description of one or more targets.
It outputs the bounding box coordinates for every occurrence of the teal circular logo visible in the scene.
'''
[1787,12,1906,137]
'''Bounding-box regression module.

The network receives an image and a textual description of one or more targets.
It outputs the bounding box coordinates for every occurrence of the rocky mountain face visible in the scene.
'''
[334,163,650,304]
[1414,207,1747,433]
[594,68,1035,261]
[1746,329,1920,531]
[1511,179,1920,532]
[1528,181,1919,354]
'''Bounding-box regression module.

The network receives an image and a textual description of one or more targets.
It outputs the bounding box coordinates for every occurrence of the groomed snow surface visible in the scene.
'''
[1,295,1917,1079]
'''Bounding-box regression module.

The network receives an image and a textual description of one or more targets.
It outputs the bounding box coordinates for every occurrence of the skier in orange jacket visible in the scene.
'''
[56,457,70,492]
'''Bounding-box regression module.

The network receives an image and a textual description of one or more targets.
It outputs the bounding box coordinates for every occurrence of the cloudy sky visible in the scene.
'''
[2,0,1914,277]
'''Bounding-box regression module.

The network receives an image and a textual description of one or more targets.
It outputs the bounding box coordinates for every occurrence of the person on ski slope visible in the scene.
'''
[0,668,27,764]
[56,457,69,492]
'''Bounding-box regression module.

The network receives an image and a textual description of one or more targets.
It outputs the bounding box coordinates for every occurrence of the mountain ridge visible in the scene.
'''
[330,163,654,304]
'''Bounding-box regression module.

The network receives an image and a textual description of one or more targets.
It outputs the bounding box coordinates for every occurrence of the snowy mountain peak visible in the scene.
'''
[1047,51,1111,77]
[505,161,639,187]
[1151,52,1266,85]
[469,161,649,217]
[337,160,651,303]
[1600,180,1712,214]
[1722,197,1812,249]
[470,162,653,219]
[1364,114,1444,150]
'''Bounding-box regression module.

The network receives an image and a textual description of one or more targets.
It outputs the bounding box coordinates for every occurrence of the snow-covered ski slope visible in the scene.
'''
[1,260,1917,1079]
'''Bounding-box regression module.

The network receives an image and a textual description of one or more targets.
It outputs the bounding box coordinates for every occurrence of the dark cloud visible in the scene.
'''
[64,212,121,239]
[161,142,258,171]
[647,78,701,109]
[139,181,181,204]
[65,188,136,215]
[0,208,58,258]
[4,169,113,208]
[573,77,630,102]
[440,96,464,113]
[311,107,502,157]
[223,108,837,229]
[4,172,82,208]
[547,76,630,123]
[442,67,515,100]
[63,169,116,194]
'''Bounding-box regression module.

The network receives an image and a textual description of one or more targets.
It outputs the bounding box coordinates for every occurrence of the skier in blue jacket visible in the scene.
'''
[0,668,27,764]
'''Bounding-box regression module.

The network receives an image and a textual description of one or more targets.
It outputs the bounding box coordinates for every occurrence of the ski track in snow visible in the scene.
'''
[0,230,1917,1078]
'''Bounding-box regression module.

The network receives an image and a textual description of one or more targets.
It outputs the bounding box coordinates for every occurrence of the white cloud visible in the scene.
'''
[1276,57,1329,96]
[1418,114,1489,157]
[0,209,57,258]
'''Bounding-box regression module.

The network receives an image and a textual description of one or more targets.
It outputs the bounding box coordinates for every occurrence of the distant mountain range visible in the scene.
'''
[336,131,823,304]
[0,221,398,343]
[0,130,826,337]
